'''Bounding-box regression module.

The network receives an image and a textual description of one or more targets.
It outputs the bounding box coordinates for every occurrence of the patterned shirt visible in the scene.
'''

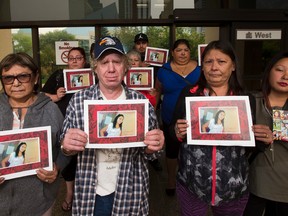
[60,84,160,216]
[171,85,249,206]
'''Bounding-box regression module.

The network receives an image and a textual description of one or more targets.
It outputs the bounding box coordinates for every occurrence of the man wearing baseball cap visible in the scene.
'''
[134,33,149,62]
[60,35,164,216]
[133,33,163,172]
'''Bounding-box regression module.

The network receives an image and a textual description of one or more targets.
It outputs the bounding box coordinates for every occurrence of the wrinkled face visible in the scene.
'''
[67,50,86,69]
[1,65,38,102]
[134,41,148,54]
[269,57,288,94]
[95,52,126,90]
[202,49,235,88]
[172,43,191,64]
[128,54,141,67]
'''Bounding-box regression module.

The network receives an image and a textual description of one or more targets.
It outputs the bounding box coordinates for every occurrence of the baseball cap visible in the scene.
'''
[134,33,149,43]
[94,36,125,59]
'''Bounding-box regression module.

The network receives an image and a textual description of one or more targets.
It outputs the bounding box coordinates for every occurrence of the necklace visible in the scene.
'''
[9,95,36,110]
[173,62,188,76]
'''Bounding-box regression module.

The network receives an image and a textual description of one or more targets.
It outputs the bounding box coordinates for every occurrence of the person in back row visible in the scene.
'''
[42,47,88,212]
[155,39,201,196]
[133,33,163,171]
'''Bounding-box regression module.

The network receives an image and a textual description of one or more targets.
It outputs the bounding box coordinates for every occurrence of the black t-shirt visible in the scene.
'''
[42,69,74,116]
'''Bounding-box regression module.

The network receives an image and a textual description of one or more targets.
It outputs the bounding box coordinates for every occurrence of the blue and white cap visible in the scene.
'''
[94,36,125,59]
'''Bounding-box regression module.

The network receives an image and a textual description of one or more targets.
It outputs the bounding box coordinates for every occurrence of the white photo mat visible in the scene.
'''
[185,96,255,146]
[0,126,52,180]
[84,99,149,148]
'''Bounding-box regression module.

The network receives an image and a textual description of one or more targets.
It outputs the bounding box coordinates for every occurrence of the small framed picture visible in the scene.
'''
[272,109,288,141]
[63,68,95,93]
[186,96,255,146]
[0,126,52,180]
[124,67,154,90]
[144,46,169,67]
[198,44,208,66]
[84,99,149,148]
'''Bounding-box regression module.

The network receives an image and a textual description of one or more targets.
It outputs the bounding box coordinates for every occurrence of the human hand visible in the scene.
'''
[0,174,5,185]
[175,119,189,139]
[149,88,157,96]
[56,87,66,101]
[144,129,164,153]
[62,128,88,153]
[36,163,58,184]
[141,61,151,67]
[252,124,273,145]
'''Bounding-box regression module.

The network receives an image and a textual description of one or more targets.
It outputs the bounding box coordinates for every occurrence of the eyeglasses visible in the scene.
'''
[68,56,84,62]
[1,73,32,85]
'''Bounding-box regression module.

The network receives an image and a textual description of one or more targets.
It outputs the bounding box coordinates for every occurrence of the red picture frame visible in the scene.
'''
[144,46,169,67]
[0,126,52,180]
[84,99,149,148]
[186,96,255,146]
[198,44,208,66]
[63,68,95,93]
[124,67,154,90]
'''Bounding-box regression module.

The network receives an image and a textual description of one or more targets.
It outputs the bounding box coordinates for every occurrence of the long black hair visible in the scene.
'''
[196,40,243,96]
[112,114,124,130]
[261,51,288,109]
[15,142,27,158]
[214,110,225,126]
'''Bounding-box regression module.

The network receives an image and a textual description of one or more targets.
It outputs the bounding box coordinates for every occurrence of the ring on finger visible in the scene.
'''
[266,133,269,138]
[46,179,49,183]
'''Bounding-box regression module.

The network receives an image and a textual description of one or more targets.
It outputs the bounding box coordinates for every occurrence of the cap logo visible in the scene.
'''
[99,37,116,46]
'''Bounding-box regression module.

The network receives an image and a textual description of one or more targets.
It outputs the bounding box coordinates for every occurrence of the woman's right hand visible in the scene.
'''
[56,87,66,101]
[175,119,189,139]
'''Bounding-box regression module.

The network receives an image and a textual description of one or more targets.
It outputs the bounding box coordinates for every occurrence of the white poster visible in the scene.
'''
[55,41,79,65]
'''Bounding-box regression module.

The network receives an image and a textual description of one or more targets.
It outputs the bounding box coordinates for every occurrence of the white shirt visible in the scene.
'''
[96,87,125,196]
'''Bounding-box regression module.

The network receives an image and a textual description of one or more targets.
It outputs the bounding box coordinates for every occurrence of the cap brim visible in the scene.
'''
[96,47,125,59]
[134,39,148,43]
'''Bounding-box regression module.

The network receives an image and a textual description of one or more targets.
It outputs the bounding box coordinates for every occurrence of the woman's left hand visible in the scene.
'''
[36,163,58,184]
[144,129,164,153]
[252,124,273,145]
[149,88,157,96]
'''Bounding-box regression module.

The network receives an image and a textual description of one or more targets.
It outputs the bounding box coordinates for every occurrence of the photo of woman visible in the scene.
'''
[72,75,83,87]
[1,142,27,168]
[202,110,226,133]
[100,114,124,137]
[131,73,142,85]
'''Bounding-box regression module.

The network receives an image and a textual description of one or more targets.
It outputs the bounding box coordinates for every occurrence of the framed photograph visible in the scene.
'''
[272,109,288,142]
[124,67,154,90]
[198,44,208,66]
[84,99,149,148]
[144,46,169,67]
[186,96,255,146]
[0,126,52,180]
[63,68,95,93]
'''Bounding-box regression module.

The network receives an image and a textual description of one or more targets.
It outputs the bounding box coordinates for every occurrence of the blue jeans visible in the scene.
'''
[94,193,115,216]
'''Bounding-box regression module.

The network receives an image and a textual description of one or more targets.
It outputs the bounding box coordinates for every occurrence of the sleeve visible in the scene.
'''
[42,70,63,94]
[169,85,193,142]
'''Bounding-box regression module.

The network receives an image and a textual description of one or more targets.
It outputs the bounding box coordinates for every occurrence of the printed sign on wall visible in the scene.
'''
[55,41,79,65]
